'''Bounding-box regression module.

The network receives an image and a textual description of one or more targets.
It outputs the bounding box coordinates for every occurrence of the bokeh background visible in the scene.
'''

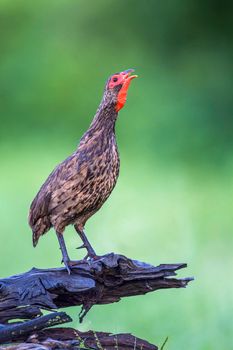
[0,1,233,349]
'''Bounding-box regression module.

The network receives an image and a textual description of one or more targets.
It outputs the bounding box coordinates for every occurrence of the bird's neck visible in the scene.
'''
[89,102,118,134]
[78,102,118,150]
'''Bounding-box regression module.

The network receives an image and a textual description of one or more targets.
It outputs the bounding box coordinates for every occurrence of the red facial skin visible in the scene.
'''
[108,70,138,112]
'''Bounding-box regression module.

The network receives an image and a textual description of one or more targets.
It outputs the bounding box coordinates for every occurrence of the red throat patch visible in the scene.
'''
[116,75,137,112]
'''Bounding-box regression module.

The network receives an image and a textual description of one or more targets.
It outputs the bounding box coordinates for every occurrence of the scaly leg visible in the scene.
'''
[56,231,72,274]
[74,225,97,259]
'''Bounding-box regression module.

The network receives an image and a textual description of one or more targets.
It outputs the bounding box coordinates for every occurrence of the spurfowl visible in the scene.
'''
[29,69,137,273]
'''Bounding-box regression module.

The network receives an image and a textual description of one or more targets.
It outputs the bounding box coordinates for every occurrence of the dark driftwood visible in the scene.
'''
[0,327,158,350]
[0,253,193,349]
[0,253,193,325]
[0,312,72,344]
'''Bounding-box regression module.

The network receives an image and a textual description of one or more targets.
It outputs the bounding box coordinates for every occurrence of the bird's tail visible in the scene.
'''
[31,217,51,247]
[32,229,40,247]
[29,192,52,247]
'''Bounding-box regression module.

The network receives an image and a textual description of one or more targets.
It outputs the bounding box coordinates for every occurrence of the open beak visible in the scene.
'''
[122,69,138,83]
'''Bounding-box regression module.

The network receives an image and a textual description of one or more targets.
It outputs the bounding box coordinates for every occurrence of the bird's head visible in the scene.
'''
[105,69,138,112]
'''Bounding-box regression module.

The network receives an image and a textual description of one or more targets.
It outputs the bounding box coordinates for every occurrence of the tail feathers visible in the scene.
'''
[31,217,51,247]
[29,191,52,246]
[32,230,40,247]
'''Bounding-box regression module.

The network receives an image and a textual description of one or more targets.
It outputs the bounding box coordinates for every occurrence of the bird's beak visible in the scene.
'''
[122,69,138,83]
[120,69,138,91]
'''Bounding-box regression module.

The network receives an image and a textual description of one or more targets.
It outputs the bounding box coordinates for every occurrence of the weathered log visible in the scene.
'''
[0,253,193,324]
[0,326,158,350]
[0,312,71,344]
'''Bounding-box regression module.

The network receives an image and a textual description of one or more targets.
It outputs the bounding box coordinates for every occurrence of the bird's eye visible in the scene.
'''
[113,77,118,82]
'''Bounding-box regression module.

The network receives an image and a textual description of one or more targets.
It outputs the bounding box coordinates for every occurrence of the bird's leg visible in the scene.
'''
[56,231,72,274]
[74,225,97,259]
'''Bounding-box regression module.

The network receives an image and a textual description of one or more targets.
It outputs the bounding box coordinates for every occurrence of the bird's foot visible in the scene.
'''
[64,261,71,274]
[61,258,76,275]
[83,250,99,261]
[76,243,97,260]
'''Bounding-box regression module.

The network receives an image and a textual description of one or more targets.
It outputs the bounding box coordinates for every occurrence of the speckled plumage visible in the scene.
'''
[29,98,119,246]
[28,70,137,270]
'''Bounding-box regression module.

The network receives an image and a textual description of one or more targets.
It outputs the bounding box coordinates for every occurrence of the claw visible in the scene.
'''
[63,260,71,275]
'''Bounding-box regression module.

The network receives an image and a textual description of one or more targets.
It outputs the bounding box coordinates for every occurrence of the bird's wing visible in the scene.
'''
[28,152,90,230]
[29,154,76,225]
[48,157,92,213]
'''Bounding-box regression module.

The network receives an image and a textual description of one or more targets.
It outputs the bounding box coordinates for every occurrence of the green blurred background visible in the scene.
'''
[0,0,233,349]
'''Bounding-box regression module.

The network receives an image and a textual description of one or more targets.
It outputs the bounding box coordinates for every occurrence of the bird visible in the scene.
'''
[29,69,137,273]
